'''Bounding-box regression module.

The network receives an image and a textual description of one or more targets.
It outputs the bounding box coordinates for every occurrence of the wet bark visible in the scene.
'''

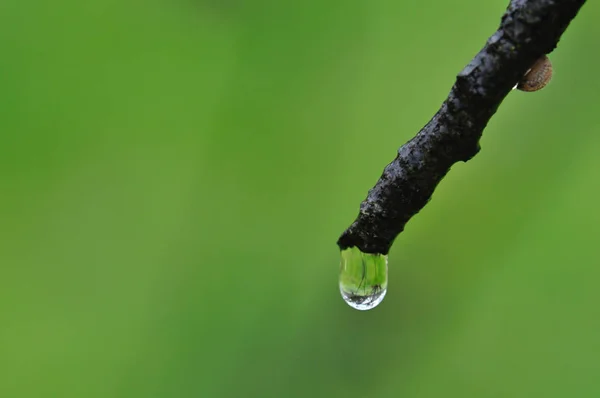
[337,0,587,255]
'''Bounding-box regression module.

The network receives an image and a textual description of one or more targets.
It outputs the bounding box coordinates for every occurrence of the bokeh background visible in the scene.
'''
[2,1,599,397]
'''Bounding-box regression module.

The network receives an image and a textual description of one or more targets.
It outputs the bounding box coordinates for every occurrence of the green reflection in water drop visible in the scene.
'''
[339,246,388,310]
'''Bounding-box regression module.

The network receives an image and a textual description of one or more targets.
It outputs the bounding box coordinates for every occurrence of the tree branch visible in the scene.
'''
[337,0,586,255]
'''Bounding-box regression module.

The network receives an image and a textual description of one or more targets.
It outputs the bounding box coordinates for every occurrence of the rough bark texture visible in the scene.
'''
[337,0,586,255]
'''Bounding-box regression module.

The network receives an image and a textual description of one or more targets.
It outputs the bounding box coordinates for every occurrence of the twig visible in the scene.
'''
[337,0,586,255]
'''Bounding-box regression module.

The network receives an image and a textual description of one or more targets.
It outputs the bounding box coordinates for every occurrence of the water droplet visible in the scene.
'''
[339,246,388,311]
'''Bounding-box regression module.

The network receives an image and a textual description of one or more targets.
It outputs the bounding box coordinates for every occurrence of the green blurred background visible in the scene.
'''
[1,1,599,397]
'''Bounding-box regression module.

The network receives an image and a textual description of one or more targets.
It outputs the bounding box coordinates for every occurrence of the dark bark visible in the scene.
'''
[337,0,586,255]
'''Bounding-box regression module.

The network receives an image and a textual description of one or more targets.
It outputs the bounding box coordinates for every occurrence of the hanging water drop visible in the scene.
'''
[339,246,388,310]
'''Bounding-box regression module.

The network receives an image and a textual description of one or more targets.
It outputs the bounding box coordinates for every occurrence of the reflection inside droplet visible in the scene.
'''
[339,247,388,311]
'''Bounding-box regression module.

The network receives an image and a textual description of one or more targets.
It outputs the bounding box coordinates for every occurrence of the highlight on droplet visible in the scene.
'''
[339,246,388,311]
